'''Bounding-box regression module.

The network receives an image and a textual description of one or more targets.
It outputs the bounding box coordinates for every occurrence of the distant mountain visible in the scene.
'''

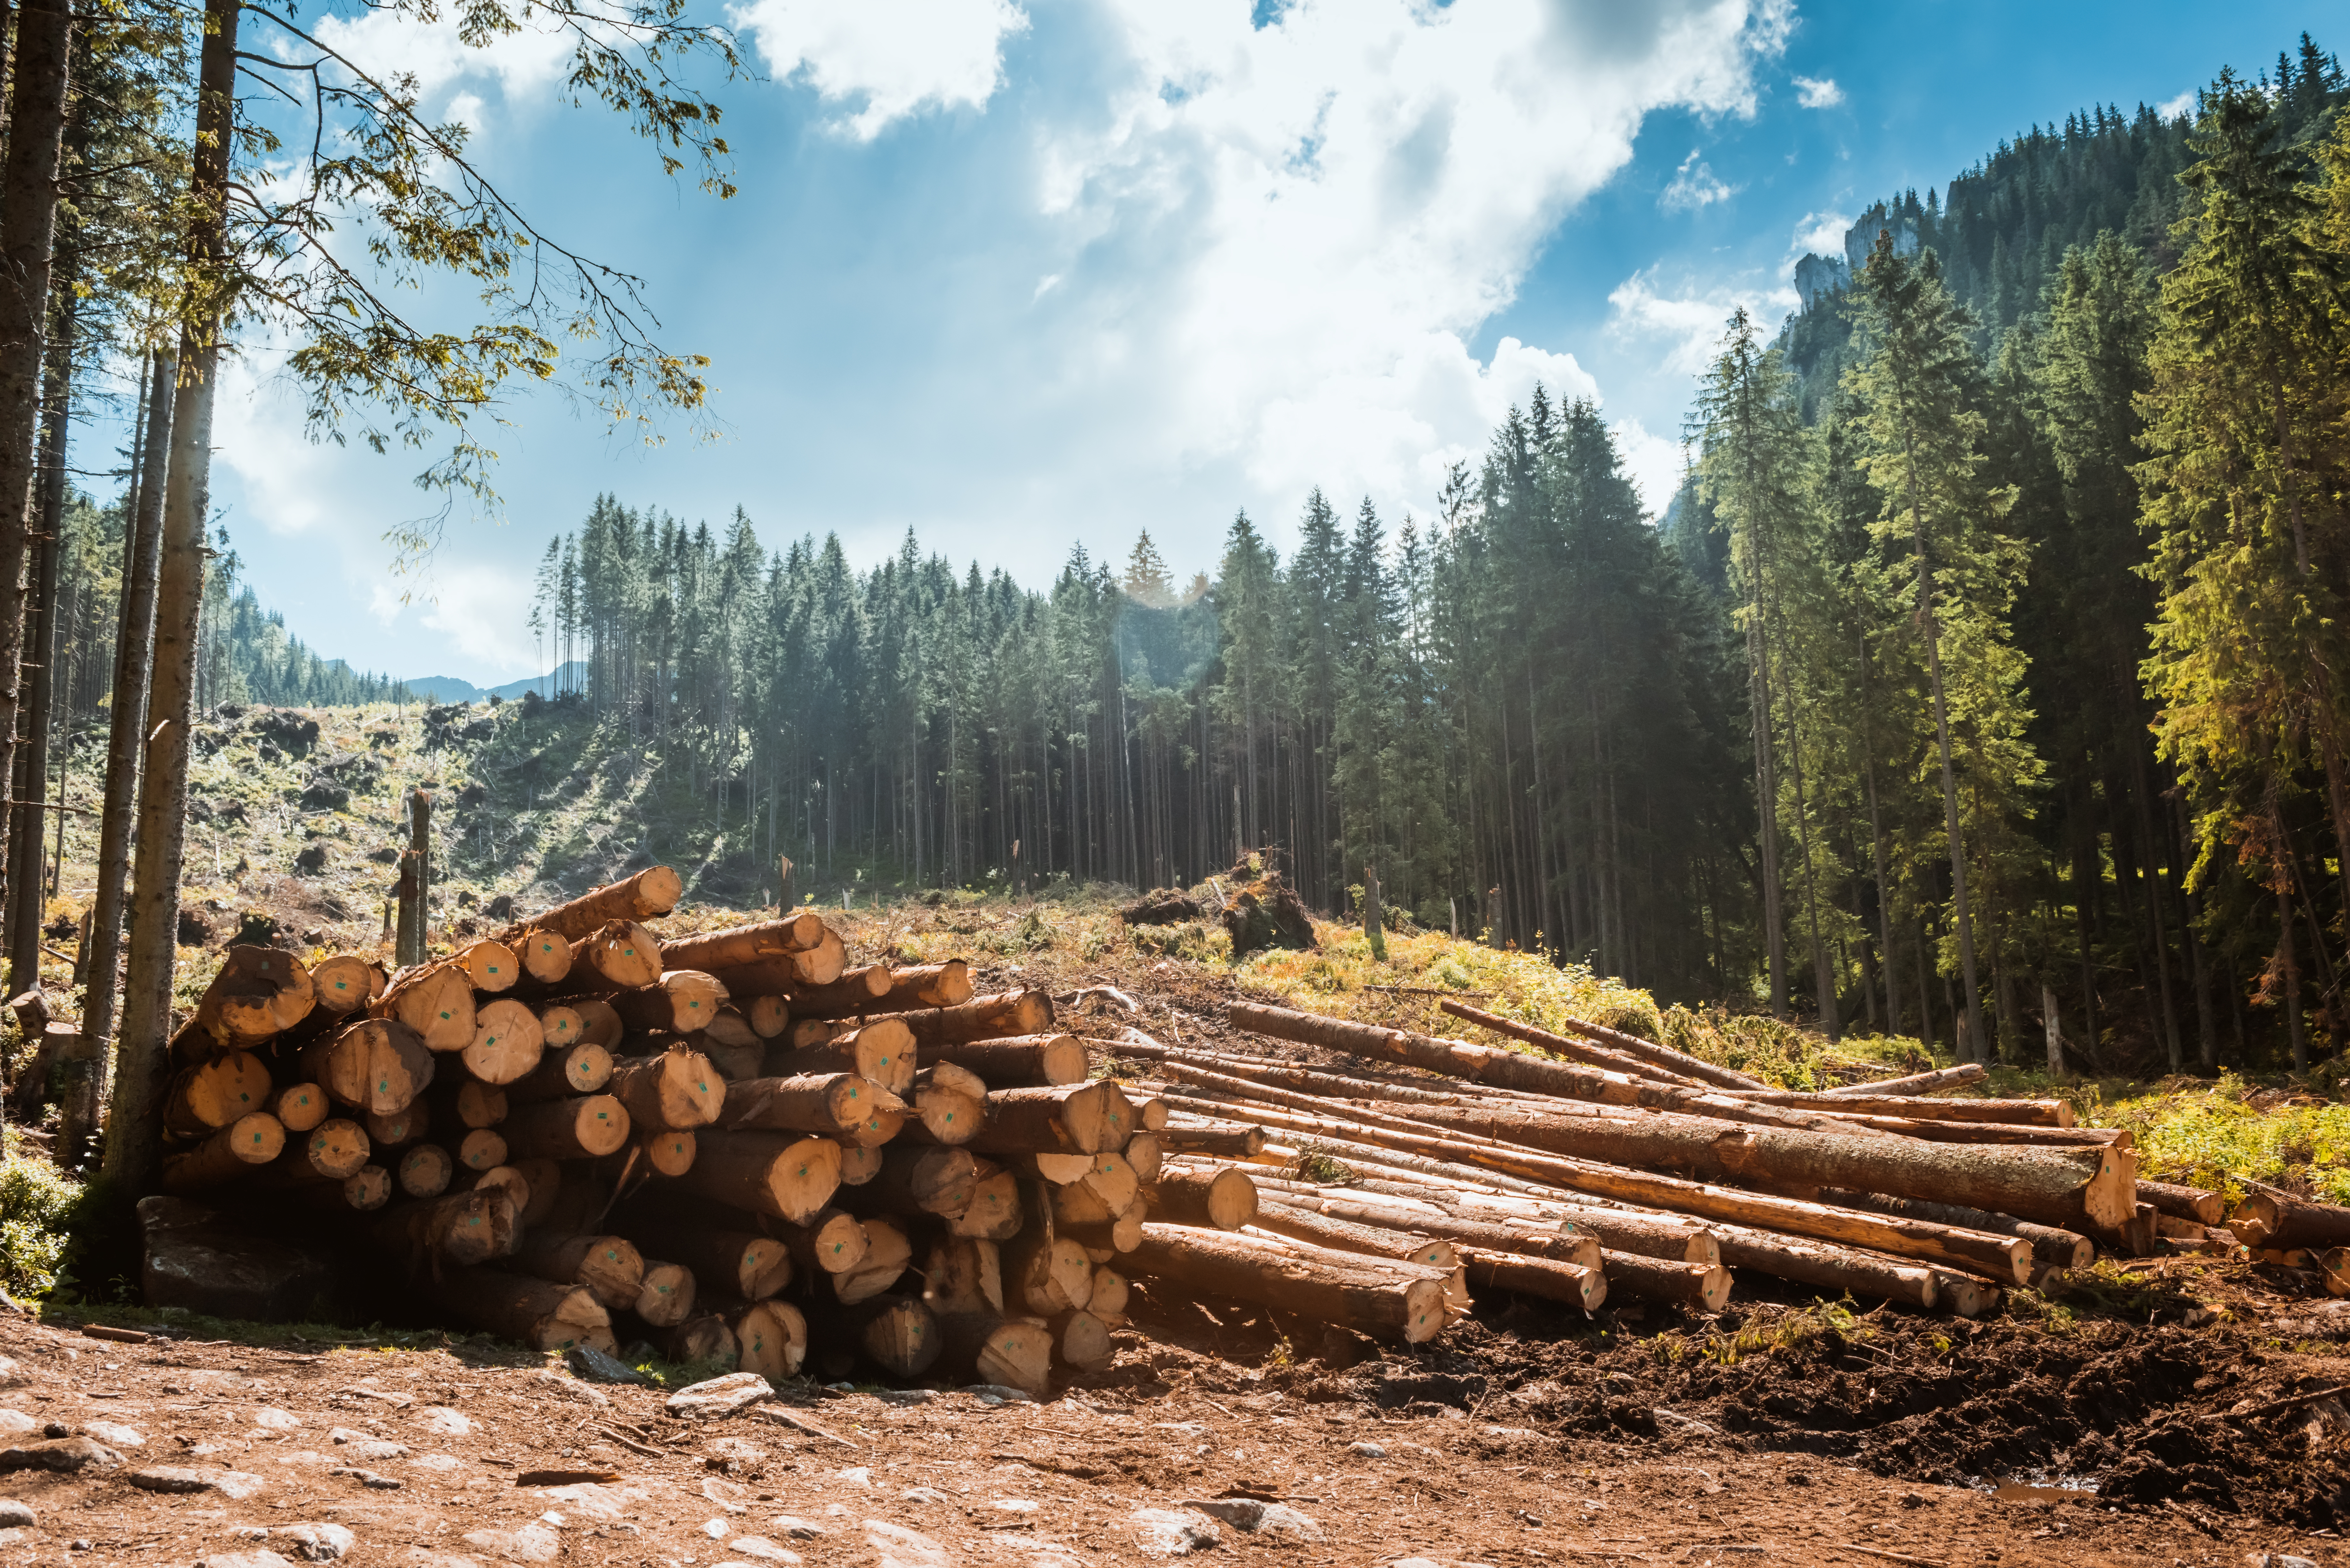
[402,662,585,704]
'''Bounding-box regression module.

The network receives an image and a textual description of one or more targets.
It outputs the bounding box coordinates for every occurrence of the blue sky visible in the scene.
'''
[195,0,2330,683]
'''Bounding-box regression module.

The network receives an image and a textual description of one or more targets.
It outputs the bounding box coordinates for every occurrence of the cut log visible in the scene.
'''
[836,1146,976,1218]
[647,1227,792,1301]
[839,1142,884,1186]
[671,1131,844,1224]
[786,1018,917,1095]
[879,961,973,1010]
[1717,1087,2074,1127]
[522,866,685,942]
[1079,1151,1140,1213]
[572,921,664,992]
[398,1142,455,1198]
[1221,1004,1866,1135]
[834,1216,913,1305]
[1125,1132,1163,1185]
[1262,1187,1603,1272]
[1708,1221,1946,1312]
[365,1101,427,1147]
[886,990,1054,1048]
[717,1072,899,1142]
[294,1118,372,1180]
[2229,1190,2350,1251]
[310,954,386,1016]
[1544,1010,1765,1091]
[1047,1308,1114,1372]
[272,1082,329,1134]
[507,1041,615,1104]
[1169,1094,2051,1282]
[958,1082,1133,1157]
[452,939,521,994]
[1345,1180,1724,1268]
[536,1005,587,1054]
[186,947,316,1055]
[922,1236,1005,1316]
[2141,1179,2225,1227]
[511,1159,562,1226]
[500,1094,630,1161]
[1457,1248,1608,1312]
[651,1315,736,1366]
[1158,1119,1267,1158]
[439,1126,508,1173]
[927,1034,1088,1089]
[1130,1223,1449,1343]
[451,1081,507,1128]
[613,970,731,1036]
[745,996,789,1039]
[1246,1205,1462,1276]
[849,1295,944,1379]
[716,1298,807,1379]
[933,1311,1051,1398]
[1143,1166,1259,1230]
[421,1268,612,1355]
[1007,1232,1096,1314]
[709,930,848,995]
[163,1051,275,1137]
[609,1048,728,1131]
[338,1166,393,1211]
[1812,1187,2093,1283]
[910,1082,984,1144]
[513,1232,645,1311]
[642,1130,698,1177]
[948,1162,1023,1240]
[1822,1063,1990,1097]
[634,1261,696,1327]
[373,963,475,1053]
[700,1038,765,1082]
[1591,1250,1729,1312]
[300,1019,435,1116]
[161,1112,285,1191]
[462,999,546,1086]
[702,1009,761,1051]
[566,998,622,1049]
[776,963,892,1018]
[657,909,827,971]
[1439,1000,1707,1089]
[1089,1268,1129,1322]
[376,1186,521,1267]
[511,927,575,987]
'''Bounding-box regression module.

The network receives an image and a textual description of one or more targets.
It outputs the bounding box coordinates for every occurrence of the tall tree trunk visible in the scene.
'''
[1905,456,1988,1062]
[79,347,169,1072]
[102,0,241,1196]
[0,0,75,937]
[6,267,74,995]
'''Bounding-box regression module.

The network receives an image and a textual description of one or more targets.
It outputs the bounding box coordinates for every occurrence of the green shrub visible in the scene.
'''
[0,1157,82,1296]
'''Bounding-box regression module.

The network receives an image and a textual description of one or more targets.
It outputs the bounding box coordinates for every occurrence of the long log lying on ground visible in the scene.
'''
[1709,1088,2074,1128]
[1322,1177,1726,1266]
[1535,1008,1765,1092]
[1439,1000,1708,1089]
[1820,1063,1989,1097]
[2230,1189,2350,1250]
[521,867,686,943]
[1705,1220,1949,1313]
[1225,1003,1874,1136]
[1812,1187,2091,1283]
[2140,1178,2225,1226]
[1128,1223,1450,1343]
[1163,1092,2038,1284]
[883,991,1055,1049]
[1158,1116,1267,1157]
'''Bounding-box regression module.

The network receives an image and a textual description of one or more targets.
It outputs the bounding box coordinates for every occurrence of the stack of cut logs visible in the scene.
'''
[150,864,2313,1389]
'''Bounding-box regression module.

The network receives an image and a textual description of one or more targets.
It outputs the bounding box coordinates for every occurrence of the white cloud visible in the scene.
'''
[1661,149,1740,212]
[2158,89,2196,122]
[1792,74,1842,109]
[1035,0,1789,526]
[1611,416,1687,516]
[1607,268,1801,376]
[1790,207,1852,259]
[732,0,1030,139]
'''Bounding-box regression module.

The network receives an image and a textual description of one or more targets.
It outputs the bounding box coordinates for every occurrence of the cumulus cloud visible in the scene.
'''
[1792,74,1843,109]
[1607,268,1801,376]
[2158,89,2196,122]
[1034,0,1790,523]
[732,0,1030,139]
[1661,149,1741,212]
[1611,416,1688,516]
[1790,207,1853,259]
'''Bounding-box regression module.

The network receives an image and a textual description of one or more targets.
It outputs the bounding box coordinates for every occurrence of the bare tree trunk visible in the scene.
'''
[8,268,76,996]
[81,347,169,1068]
[0,0,75,940]
[1907,471,1987,1061]
[102,0,240,1195]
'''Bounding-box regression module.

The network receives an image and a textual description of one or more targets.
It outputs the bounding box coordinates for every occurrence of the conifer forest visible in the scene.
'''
[15,13,2350,1118]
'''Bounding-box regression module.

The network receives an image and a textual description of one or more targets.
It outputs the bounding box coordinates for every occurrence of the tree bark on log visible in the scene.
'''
[783,1019,916,1093]
[1821,1064,1988,1097]
[612,971,730,1036]
[931,1311,1051,1397]
[669,1131,844,1224]
[869,991,1054,1049]
[570,922,664,991]
[1455,1248,1611,1312]
[834,1146,975,1218]
[2230,1190,2350,1251]
[512,1231,644,1311]
[506,1041,614,1104]
[717,1072,899,1141]
[519,867,684,943]
[609,1048,728,1130]
[635,1226,791,1301]
[1438,1000,1706,1088]
[2140,1179,2224,1226]
[161,1113,284,1191]
[923,1034,1088,1089]
[499,1094,630,1161]
[420,1268,611,1355]
[1129,1223,1449,1343]
[1712,1089,2073,1127]
[1157,1119,1266,1157]
[657,909,827,972]
[376,1186,520,1267]
[175,947,316,1057]
[1141,1166,1258,1229]
[774,963,891,1017]
[1224,1003,1866,1135]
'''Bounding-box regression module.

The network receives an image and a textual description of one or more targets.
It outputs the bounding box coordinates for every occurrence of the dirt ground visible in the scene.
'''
[0,1289,2343,1568]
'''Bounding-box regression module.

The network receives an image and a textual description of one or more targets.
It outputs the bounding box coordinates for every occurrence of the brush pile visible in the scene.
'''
[145,864,2320,1391]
